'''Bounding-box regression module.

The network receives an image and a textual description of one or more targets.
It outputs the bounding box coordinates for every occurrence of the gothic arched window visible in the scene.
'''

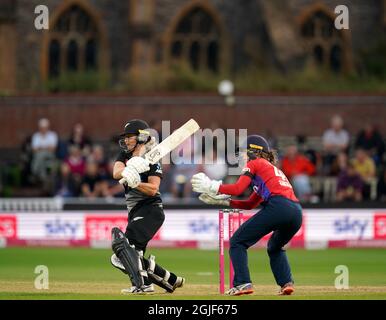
[300,10,347,72]
[170,7,221,73]
[48,5,100,78]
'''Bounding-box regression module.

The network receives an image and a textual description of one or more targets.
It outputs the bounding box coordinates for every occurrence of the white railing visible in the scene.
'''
[0,198,63,212]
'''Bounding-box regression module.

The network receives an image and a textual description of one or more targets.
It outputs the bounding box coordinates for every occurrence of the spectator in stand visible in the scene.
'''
[336,162,364,202]
[105,159,125,198]
[351,148,376,199]
[352,148,376,182]
[322,115,350,175]
[296,134,322,174]
[31,118,58,183]
[171,138,203,198]
[355,123,385,166]
[172,162,202,198]
[377,166,386,201]
[330,152,349,176]
[54,163,80,197]
[80,161,109,198]
[20,134,33,186]
[88,144,109,179]
[64,145,86,189]
[281,144,316,201]
[65,145,86,176]
[68,123,92,156]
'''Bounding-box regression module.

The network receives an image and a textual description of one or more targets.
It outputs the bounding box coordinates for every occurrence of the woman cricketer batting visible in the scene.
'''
[110,119,184,294]
[191,135,303,296]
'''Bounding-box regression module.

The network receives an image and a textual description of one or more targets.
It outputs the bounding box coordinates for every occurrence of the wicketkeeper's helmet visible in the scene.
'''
[238,135,270,160]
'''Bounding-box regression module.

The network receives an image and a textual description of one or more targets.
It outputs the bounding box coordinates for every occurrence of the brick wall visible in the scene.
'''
[0,94,385,148]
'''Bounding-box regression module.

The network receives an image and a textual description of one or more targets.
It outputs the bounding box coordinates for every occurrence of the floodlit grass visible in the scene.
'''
[0,247,385,300]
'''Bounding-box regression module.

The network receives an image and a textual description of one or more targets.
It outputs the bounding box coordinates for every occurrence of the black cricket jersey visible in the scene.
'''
[116,150,163,212]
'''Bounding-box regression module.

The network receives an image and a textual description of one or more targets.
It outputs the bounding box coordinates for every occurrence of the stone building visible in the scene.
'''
[0,0,385,92]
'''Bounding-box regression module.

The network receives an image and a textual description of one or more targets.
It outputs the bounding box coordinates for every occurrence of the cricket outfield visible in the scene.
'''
[0,247,385,300]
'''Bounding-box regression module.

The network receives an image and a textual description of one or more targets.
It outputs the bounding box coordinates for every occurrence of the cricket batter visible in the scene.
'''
[191,135,302,296]
[110,119,184,294]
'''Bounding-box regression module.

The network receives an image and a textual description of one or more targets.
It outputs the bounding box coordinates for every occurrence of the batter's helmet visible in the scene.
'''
[120,119,150,136]
[119,119,151,151]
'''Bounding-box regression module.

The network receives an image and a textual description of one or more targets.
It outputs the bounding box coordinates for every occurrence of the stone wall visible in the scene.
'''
[288,0,382,51]
[3,0,385,92]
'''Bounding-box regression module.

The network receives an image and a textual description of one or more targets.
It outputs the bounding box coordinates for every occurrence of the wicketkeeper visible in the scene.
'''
[111,119,184,294]
[192,135,303,296]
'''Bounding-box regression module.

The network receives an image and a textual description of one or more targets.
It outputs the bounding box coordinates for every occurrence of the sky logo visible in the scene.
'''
[334,216,368,239]
[45,218,80,237]
[189,219,217,234]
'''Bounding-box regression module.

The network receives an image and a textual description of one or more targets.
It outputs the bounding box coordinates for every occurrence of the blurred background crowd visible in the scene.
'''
[1,0,386,205]
[2,113,384,204]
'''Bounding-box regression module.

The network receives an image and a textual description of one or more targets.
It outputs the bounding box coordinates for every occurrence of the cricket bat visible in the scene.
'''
[119,119,200,184]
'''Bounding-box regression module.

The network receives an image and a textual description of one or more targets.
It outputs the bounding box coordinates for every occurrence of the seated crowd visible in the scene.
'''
[279,115,386,202]
[14,115,386,202]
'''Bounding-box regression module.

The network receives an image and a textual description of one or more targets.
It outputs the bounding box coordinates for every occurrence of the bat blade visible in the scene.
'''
[145,119,200,164]
[119,119,200,184]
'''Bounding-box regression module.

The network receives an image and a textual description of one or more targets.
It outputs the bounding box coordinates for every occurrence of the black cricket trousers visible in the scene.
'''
[125,198,165,253]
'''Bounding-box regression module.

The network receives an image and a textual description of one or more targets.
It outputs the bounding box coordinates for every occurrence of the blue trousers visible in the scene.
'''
[229,196,302,287]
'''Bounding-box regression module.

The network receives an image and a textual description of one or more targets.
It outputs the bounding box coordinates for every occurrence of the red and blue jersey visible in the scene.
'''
[218,158,298,210]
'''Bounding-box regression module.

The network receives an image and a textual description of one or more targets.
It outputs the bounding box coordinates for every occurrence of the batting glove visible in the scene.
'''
[121,166,141,188]
[126,156,150,174]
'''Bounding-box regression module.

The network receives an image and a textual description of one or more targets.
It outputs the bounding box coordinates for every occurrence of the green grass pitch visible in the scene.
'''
[0,247,385,300]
